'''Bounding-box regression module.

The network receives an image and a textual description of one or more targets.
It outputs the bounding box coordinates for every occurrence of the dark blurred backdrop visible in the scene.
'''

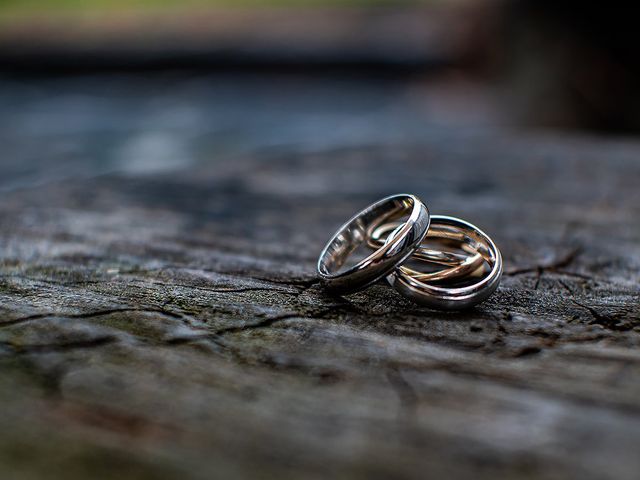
[1,0,638,189]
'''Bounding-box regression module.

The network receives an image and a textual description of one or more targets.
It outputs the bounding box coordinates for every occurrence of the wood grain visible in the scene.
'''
[1,133,639,479]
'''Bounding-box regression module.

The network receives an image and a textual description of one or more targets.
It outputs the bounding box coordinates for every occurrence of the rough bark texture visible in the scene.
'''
[1,131,639,479]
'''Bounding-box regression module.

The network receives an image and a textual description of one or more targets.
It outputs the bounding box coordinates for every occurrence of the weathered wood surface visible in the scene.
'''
[1,122,640,478]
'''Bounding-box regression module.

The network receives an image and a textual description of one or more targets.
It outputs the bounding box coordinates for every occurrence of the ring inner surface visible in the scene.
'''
[320,196,414,276]
[399,218,499,291]
[373,218,494,288]
[399,228,489,287]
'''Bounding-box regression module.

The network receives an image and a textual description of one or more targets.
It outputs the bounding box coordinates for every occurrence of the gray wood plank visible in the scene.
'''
[1,133,639,479]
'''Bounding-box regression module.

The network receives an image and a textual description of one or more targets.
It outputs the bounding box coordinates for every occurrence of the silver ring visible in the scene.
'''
[317,194,430,294]
[386,215,502,309]
[369,221,485,282]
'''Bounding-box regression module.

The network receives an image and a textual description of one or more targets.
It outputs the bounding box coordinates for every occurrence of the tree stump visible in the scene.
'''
[1,126,639,479]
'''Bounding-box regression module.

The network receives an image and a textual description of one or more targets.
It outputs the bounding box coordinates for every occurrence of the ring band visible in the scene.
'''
[369,221,485,283]
[317,194,430,294]
[386,215,502,309]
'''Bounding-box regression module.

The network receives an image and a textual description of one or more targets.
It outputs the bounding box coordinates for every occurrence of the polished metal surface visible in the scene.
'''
[369,221,485,282]
[386,215,502,310]
[317,194,430,294]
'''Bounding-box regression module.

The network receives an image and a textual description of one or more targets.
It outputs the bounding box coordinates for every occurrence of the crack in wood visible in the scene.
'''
[0,307,184,328]
[165,312,309,345]
[0,335,118,355]
[571,300,634,331]
[505,247,583,277]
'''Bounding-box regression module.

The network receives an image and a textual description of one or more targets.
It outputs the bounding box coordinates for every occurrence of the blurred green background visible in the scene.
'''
[0,0,437,14]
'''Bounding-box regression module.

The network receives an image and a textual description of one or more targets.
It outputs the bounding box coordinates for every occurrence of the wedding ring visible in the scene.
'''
[317,194,430,294]
[386,215,502,309]
[369,221,485,283]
